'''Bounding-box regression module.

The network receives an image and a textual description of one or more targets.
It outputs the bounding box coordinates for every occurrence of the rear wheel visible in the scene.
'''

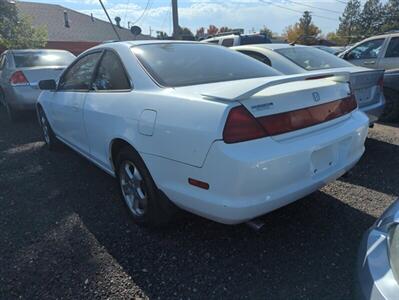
[381,88,399,122]
[116,146,176,226]
[37,107,60,150]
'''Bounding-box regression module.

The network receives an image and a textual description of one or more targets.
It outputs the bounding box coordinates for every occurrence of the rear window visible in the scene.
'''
[13,51,75,68]
[275,47,352,71]
[241,35,271,45]
[131,43,280,87]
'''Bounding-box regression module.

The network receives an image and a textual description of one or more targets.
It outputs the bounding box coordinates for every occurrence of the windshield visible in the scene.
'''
[132,43,280,87]
[275,47,352,71]
[13,51,75,68]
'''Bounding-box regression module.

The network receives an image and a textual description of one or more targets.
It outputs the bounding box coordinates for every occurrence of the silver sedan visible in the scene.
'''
[357,199,399,299]
[232,44,386,125]
[0,49,75,121]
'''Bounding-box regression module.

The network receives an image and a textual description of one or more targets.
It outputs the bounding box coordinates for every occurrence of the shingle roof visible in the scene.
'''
[17,1,152,42]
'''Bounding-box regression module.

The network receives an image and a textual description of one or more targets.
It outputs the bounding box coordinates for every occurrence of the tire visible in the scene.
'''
[380,88,399,122]
[116,146,176,226]
[37,107,60,151]
[5,102,20,122]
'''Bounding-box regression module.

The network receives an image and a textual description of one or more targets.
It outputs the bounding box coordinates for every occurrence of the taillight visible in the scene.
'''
[257,95,357,136]
[223,106,267,143]
[9,71,29,86]
[223,96,357,143]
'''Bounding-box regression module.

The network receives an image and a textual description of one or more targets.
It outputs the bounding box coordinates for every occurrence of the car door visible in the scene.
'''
[343,38,386,69]
[378,36,399,70]
[51,51,103,154]
[84,50,132,169]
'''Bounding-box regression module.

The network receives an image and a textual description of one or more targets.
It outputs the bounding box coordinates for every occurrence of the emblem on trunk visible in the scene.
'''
[312,92,321,102]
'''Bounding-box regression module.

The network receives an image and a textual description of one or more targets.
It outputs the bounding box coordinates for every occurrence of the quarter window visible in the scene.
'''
[0,55,5,69]
[347,39,385,59]
[93,51,130,90]
[385,37,399,58]
[239,50,272,66]
[59,52,102,91]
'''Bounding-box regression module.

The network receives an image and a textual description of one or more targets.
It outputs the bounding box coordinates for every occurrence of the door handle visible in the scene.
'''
[363,61,376,65]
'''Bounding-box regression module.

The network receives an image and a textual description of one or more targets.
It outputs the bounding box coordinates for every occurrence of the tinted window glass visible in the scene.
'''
[221,38,234,47]
[93,51,130,90]
[239,50,272,66]
[241,35,271,45]
[13,51,75,68]
[132,43,280,87]
[385,37,399,58]
[347,39,385,59]
[275,46,352,71]
[208,40,219,44]
[59,52,102,91]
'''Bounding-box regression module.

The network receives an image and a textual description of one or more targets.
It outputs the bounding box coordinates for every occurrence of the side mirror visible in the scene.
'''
[39,79,57,90]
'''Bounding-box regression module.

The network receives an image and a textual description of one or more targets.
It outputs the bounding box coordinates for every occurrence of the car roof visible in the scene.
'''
[233,43,306,51]
[364,32,399,39]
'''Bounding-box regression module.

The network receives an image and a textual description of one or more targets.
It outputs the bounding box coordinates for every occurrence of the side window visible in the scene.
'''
[239,50,272,66]
[59,52,102,91]
[385,37,399,58]
[92,51,130,91]
[347,39,385,59]
[221,38,234,47]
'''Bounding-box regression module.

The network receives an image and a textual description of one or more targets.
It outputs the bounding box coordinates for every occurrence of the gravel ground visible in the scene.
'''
[0,107,398,300]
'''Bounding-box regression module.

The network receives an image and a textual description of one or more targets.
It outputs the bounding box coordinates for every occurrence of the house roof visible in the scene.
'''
[16,1,152,42]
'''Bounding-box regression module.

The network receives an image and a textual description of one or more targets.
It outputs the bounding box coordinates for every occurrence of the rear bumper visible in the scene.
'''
[4,85,41,111]
[360,95,385,125]
[145,111,369,224]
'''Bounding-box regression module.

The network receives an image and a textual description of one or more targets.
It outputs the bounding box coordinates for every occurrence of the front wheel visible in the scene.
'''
[116,147,176,226]
[37,107,60,150]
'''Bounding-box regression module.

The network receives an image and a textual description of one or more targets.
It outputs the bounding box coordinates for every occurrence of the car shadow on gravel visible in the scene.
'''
[339,136,399,197]
[0,109,378,299]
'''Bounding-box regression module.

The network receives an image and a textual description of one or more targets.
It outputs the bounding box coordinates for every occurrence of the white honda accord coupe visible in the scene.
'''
[37,41,369,226]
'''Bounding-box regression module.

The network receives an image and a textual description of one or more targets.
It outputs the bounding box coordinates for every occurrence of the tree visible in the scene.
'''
[283,11,321,45]
[207,25,219,36]
[359,0,384,37]
[382,0,399,32]
[326,32,345,45]
[176,26,194,40]
[336,0,362,44]
[260,26,273,39]
[156,31,168,40]
[219,26,233,33]
[196,27,205,39]
[0,1,47,49]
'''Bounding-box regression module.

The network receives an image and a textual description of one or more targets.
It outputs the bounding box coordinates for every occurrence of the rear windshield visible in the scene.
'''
[275,47,352,71]
[13,51,75,68]
[131,43,280,87]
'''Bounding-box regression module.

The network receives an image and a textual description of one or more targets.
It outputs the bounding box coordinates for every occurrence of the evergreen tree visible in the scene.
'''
[283,11,321,45]
[0,1,47,49]
[382,0,399,32]
[359,0,384,37]
[337,0,362,44]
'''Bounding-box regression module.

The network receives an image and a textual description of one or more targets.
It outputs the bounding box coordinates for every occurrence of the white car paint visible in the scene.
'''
[37,41,369,224]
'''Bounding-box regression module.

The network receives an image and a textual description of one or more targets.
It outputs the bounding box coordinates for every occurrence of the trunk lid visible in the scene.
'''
[16,67,65,88]
[306,66,384,108]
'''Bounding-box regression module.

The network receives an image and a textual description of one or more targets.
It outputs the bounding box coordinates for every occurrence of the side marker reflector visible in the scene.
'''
[188,178,209,190]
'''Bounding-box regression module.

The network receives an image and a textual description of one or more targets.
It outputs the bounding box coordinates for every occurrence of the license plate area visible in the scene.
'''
[355,87,372,104]
[311,145,337,175]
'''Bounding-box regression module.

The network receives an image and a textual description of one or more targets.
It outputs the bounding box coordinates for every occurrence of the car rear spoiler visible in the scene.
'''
[201,72,350,102]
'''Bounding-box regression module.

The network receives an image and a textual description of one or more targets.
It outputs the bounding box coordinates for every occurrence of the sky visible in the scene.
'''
[21,0,370,36]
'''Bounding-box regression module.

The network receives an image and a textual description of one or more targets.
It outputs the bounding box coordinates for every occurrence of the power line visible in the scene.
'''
[130,0,151,26]
[286,0,342,14]
[259,0,338,21]
[336,0,348,4]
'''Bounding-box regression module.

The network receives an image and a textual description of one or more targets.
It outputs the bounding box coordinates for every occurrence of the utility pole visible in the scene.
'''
[171,0,179,39]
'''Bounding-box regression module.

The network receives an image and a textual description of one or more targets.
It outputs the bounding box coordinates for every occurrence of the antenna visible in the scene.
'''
[98,0,121,41]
